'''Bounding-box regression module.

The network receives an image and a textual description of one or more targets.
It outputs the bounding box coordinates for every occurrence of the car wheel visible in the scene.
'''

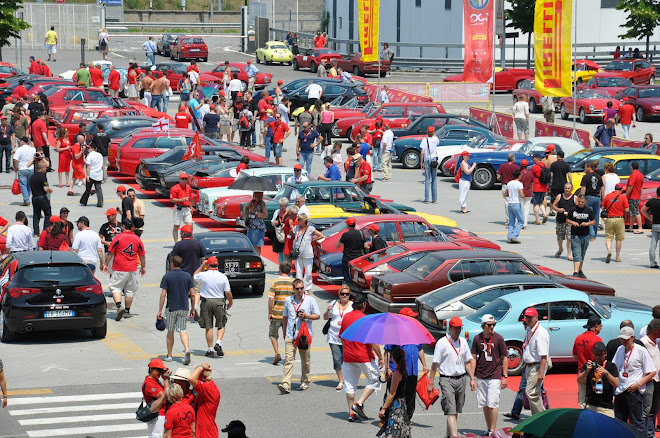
[560,104,568,120]
[310,61,317,73]
[157,47,161,56]
[529,98,538,113]
[1,311,16,343]
[256,54,261,64]
[91,320,107,339]
[240,81,248,92]
[506,341,524,376]
[471,165,496,190]
[401,149,421,169]
[637,106,646,123]
[177,52,181,62]
[650,75,656,85]
[380,70,387,78]
[293,59,299,70]
[170,52,174,60]
[579,108,587,124]
[252,283,265,296]
[439,157,451,176]
[353,66,360,76]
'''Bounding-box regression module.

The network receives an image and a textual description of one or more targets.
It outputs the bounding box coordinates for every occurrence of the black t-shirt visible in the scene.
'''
[92,131,110,157]
[120,197,134,222]
[339,228,365,261]
[99,221,122,251]
[372,235,387,251]
[159,269,194,311]
[646,198,660,225]
[203,113,220,133]
[29,171,49,196]
[568,205,594,236]
[248,98,258,115]
[555,194,576,224]
[550,160,571,190]
[346,161,356,181]
[580,172,603,197]
[171,237,207,276]
[28,102,44,121]
[581,361,618,408]
[0,124,14,145]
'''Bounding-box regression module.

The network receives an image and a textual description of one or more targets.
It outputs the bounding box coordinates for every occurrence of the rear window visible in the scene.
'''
[467,298,511,323]
[365,245,405,263]
[323,221,347,237]
[15,264,94,286]
[402,254,443,280]
[199,237,252,250]
[183,38,204,44]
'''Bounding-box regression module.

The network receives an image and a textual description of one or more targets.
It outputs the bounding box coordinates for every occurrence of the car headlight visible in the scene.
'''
[653,105,660,110]
[589,105,595,111]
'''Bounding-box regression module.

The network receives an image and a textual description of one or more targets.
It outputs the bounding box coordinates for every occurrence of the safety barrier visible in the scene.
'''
[534,121,592,147]
[363,84,432,103]
[610,137,644,148]
[367,82,490,104]
[469,107,515,138]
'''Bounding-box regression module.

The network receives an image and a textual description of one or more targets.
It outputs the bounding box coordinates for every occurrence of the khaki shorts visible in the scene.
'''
[556,221,570,240]
[269,318,283,339]
[199,297,227,329]
[108,270,138,297]
[605,217,625,241]
[439,375,467,415]
[173,207,192,226]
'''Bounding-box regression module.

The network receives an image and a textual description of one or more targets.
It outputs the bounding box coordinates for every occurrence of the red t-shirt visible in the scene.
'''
[340,310,375,363]
[41,65,52,78]
[369,123,384,142]
[531,162,548,193]
[0,216,7,227]
[194,380,220,438]
[314,35,326,48]
[31,119,48,147]
[108,231,145,272]
[572,330,603,373]
[618,103,635,125]
[627,170,644,200]
[90,68,104,87]
[497,161,521,185]
[175,112,192,129]
[12,85,27,99]
[128,69,137,85]
[520,169,534,197]
[357,160,372,185]
[361,132,373,146]
[270,121,290,144]
[236,163,248,174]
[258,99,271,121]
[108,70,121,90]
[38,229,48,249]
[170,183,193,207]
[187,65,200,73]
[142,376,166,416]
[602,191,629,217]
[164,401,196,438]
[29,61,41,75]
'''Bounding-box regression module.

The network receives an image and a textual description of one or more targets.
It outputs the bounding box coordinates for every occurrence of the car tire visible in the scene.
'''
[177,52,181,62]
[650,75,655,85]
[439,157,451,176]
[401,149,421,169]
[353,66,360,76]
[637,106,645,123]
[471,165,496,190]
[91,320,107,339]
[256,54,261,64]
[310,61,317,73]
[529,98,538,113]
[1,312,17,343]
[560,104,568,120]
[293,59,299,70]
[380,70,387,78]
[579,108,587,124]
[505,341,524,376]
[252,283,265,296]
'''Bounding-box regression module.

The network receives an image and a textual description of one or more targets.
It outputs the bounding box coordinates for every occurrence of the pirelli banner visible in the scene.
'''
[358,0,379,63]
[533,0,572,97]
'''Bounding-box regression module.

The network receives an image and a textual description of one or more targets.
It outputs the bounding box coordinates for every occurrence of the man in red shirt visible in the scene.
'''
[572,315,603,408]
[257,91,272,147]
[616,97,636,139]
[520,159,534,228]
[368,117,384,171]
[31,113,52,170]
[350,153,373,194]
[107,64,121,97]
[530,153,548,225]
[28,56,41,75]
[89,63,104,89]
[626,161,645,233]
[142,358,170,436]
[188,363,220,438]
[339,295,383,422]
[602,183,629,262]
[175,106,192,129]
[497,153,520,226]
[12,80,27,100]
[359,124,373,150]
[170,172,193,243]
[314,31,326,48]
[270,113,291,166]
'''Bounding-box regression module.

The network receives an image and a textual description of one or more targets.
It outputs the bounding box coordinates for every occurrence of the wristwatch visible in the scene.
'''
[502,374,508,378]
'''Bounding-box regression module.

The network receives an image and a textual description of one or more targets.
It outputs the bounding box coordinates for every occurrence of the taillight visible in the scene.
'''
[9,287,40,298]
[247,262,262,269]
[76,284,103,295]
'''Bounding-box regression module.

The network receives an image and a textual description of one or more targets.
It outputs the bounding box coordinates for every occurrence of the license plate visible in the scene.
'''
[190,49,200,52]
[44,310,74,318]
[224,261,239,274]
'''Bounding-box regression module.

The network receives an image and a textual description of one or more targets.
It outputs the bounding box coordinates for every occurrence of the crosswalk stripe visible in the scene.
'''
[9,392,142,405]
[19,412,136,426]
[9,402,137,416]
[26,423,147,437]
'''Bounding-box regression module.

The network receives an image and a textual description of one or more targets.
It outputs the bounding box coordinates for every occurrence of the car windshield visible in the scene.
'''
[14,264,95,286]
[578,89,610,99]
[596,77,631,87]
[317,48,335,54]
[590,296,611,319]
[323,221,348,237]
[638,87,660,98]
[647,168,660,181]
[365,245,406,262]
[270,44,288,50]
[518,140,539,155]
[565,149,593,164]
[199,236,252,250]
[427,279,481,304]
[605,61,633,71]
[466,298,511,323]
[467,135,488,148]
[402,254,443,280]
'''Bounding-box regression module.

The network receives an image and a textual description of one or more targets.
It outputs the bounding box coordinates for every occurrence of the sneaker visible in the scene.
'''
[606,253,611,264]
[184,351,191,365]
[115,305,125,321]
[533,220,541,225]
[123,311,133,319]
[510,238,521,244]
[651,265,660,269]
[278,383,291,394]
[67,191,75,196]
[503,412,520,420]
[205,350,215,358]
[423,200,429,204]
[572,272,580,277]
[299,382,309,390]
[348,413,356,422]
[214,344,224,357]
[542,215,548,224]
[272,353,281,365]
[351,403,368,420]
[578,270,586,279]
[164,356,173,362]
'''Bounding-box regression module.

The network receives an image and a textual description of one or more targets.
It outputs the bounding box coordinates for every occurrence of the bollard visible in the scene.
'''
[81,38,86,66]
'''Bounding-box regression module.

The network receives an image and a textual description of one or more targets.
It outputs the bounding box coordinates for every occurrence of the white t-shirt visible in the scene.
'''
[6,223,34,251]
[507,180,524,204]
[613,343,656,394]
[512,101,529,119]
[326,300,353,345]
[72,228,103,262]
[420,136,439,161]
[603,173,621,196]
[199,103,210,121]
[522,322,550,364]
[228,79,243,92]
[188,70,199,85]
[85,151,104,181]
[305,83,323,100]
[432,335,473,376]
[14,145,35,171]
[194,269,231,299]
[297,204,310,218]
[381,129,394,152]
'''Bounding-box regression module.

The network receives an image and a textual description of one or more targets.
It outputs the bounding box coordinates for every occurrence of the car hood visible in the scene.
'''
[637,97,660,105]
[546,274,616,296]
[417,291,456,310]
[376,272,420,286]
[319,251,343,265]
[595,296,651,313]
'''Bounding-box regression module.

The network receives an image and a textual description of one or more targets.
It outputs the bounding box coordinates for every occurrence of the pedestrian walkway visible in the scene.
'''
[7,391,148,437]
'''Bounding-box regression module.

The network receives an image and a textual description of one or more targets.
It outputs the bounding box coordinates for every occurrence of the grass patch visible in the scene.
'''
[72,0,244,10]
[127,27,240,33]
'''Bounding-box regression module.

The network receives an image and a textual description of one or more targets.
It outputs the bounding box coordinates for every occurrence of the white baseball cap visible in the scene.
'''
[481,314,495,324]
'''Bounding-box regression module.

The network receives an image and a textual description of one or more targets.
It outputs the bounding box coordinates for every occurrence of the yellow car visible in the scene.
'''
[256,41,293,65]
[307,204,457,228]
[572,60,601,84]
[569,154,660,191]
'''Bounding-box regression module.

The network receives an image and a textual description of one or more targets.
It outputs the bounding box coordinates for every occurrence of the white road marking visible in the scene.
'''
[8,392,141,405]
[26,423,147,437]
[111,52,127,59]
[9,402,137,416]
[234,361,262,365]
[19,412,135,426]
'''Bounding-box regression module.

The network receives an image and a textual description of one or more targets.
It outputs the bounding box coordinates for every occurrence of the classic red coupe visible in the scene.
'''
[335,53,391,78]
[559,89,621,123]
[613,85,660,122]
[582,74,633,97]
[152,62,220,91]
[293,48,343,73]
[203,62,272,92]
[444,67,534,91]
[599,59,656,85]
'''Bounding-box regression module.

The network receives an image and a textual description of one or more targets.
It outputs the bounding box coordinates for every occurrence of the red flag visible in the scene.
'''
[182,132,202,160]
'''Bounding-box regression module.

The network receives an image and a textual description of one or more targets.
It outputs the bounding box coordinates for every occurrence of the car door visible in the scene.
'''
[439,129,472,146]
[547,300,598,358]
[122,137,157,175]
[633,60,645,84]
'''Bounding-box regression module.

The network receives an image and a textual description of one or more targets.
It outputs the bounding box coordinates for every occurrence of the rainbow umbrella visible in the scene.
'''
[340,313,436,345]
[510,408,643,438]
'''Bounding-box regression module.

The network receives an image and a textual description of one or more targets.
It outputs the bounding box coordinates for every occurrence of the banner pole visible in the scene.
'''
[376,1,380,105]
[571,0,576,138]
[491,1,496,119]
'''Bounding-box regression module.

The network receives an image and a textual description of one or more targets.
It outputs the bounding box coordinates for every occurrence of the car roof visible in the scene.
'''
[284,180,355,188]
[132,127,195,137]
[194,231,250,240]
[353,214,427,223]
[629,85,660,89]
[602,154,660,160]
[12,251,84,265]
[94,116,154,124]
[499,288,589,306]
[383,102,441,107]
[469,274,554,287]
[442,125,489,132]
[240,166,297,175]
[424,248,521,261]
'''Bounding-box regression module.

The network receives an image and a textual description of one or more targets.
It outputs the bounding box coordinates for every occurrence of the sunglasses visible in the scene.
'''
[180,177,188,180]
[339,293,350,296]
[293,286,305,290]
[485,323,496,327]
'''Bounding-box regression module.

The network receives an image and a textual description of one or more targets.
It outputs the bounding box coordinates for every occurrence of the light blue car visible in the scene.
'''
[458,288,652,375]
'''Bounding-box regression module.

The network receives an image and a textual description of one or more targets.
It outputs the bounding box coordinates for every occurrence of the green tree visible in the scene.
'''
[0,0,30,62]
[616,0,660,60]
[505,0,535,68]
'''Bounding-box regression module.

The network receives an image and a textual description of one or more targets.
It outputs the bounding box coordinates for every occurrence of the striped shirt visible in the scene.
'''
[268,276,294,319]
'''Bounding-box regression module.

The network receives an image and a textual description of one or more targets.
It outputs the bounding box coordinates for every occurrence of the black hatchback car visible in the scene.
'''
[391,113,491,138]
[0,252,107,342]
[286,83,369,109]
[565,147,653,171]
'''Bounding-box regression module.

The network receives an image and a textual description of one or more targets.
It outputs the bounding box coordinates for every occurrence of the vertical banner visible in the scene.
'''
[463,0,495,83]
[358,0,379,63]
[534,0,572,97]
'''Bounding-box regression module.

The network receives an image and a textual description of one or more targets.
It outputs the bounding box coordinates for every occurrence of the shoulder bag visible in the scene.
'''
[601,192,621,219]
[135,382,159,422]
[322,300,337,335]
[290,226,309,260]
[425,139,438,169]
[275,212,287,244]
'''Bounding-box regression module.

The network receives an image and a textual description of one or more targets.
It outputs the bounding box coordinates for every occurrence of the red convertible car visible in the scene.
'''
[613,85,660,122]
[293,48,343,73]
[512,80,543,113]
[559,89,621,123]
[582,74,632,97]
[152,62,220,91]
[203,62,273,92]
[599,59,656,85]
[444,67,534,91]
[0,62,24,79]
[335,53,391,78]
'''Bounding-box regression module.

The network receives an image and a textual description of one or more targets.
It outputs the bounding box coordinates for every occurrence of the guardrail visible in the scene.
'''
[110,21,241,32]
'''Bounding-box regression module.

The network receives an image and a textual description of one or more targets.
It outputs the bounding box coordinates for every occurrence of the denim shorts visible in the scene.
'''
[273,142,283,158]
[571,234,590,262]
[531,192,545,206]
[329,343,344,371]
[247,228,265,247]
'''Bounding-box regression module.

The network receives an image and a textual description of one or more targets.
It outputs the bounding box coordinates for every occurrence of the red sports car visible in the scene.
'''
[203,62,273,92]
[444,67,534,91]
[512,80,544,113]
[583,73,632,97]
[600,59,656,85]
[0,62,25,79]
[293,48,343,73]
[613,85,660,122]
[559,89,621,123]
[152,62,220,91]
[335,53,391,78]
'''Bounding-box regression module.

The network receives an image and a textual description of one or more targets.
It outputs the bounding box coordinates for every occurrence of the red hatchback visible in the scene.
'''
[0,62,24,79]
[169,36,208,62]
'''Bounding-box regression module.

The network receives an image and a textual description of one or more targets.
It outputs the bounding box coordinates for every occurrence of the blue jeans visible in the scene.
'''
[251,128,256,146]
[586,195,601,238]
[18,168,33,203]
[511,366,527,416]
[264,135,273,161]
[650,224,660,266]
[300,151,313,174]
[150,94,161,110]
[147,52,155,66]
[424,163,437,202]
[162,93,169,113]
[372,147,381,170]
[615,391,645,436]
[571,234,590,262]
[507,203,524,239]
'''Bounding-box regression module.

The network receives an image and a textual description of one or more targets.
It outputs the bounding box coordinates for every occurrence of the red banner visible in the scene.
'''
[534,121,591,147]
[469,107,515,139]
[610,137,643,148]
[364,84,432,103]
[463,0,495,83]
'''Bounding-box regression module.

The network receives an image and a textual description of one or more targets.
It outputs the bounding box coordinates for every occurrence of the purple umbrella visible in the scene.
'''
[340,313,436,345]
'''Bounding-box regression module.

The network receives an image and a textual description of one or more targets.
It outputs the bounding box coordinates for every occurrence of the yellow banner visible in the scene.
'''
[358,0,379,63]
[533,0,572,97]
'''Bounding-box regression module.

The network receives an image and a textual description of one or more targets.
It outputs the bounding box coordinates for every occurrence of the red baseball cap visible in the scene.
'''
[520,159,529,166]
[148,358,168,371]
[368,224,379,232]
[460,151,471,156]
[623,97,629,101]
[237,92,243,97]
[266,95,274,101]
[105,208,117,216]
[399,307,418,318]
[207,256,219,268]
[345,217,357,226]
[383,123,390,128]
[247,59,252,64]
[294,164,302,170]
[427,126,435,134]
[116,185,127,192]
[49,215,61,223]
[524,307,538,317]
[179,105,185,111]
[277,80,283,85]
[449,316,463,327]
[179,224,193,234]
[179,172,189,179]
[376,116,383,121]
[210,104,216,110]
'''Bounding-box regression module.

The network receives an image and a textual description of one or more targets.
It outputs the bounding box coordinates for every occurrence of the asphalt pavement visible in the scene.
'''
[0,34,658,438]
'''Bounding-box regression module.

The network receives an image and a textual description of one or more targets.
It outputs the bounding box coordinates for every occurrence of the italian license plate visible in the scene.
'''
[190,49,200,52]
[224,261,239,274]
[44,310,74,318]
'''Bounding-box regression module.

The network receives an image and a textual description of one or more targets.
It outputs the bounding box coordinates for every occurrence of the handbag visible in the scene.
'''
[290,227,309,260]
[416,373,440,409]
[424,139,438,169]
[275,212,286,243]
[11,178,20,195]
[600,192,621,219]
[322,300,336,335]
[135,382,158,422]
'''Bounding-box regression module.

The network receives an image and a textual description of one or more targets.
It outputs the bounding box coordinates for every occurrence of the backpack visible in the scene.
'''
[58,239,70,252]
[538,163,552,184]
[294,321,311,350]
[239,113,251,130]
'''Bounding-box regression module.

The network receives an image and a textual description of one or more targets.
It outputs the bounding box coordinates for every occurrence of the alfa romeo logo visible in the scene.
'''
[469,0,489,9]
